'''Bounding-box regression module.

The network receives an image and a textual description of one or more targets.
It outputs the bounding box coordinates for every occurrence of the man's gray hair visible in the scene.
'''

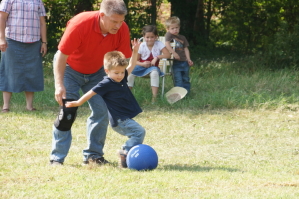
[100,0,127,16]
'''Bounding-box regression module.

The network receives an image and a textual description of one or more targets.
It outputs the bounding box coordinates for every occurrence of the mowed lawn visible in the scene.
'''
[1,57,299,198]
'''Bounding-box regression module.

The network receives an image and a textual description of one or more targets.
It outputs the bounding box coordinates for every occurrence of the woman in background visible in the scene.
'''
[0,0,47,113]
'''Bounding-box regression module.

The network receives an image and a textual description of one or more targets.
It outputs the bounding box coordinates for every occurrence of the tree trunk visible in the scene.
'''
[206,0,212,40]
[193,0,205,44]
[169,0,200,44]
[150,0,157,25]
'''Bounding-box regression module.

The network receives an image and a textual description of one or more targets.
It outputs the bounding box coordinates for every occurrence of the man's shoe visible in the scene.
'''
[118,150,128,168]
[83,157,110,165]
[50,160,63,166]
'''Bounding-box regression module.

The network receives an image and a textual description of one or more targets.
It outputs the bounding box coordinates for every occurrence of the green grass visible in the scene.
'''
[1,53,299,198]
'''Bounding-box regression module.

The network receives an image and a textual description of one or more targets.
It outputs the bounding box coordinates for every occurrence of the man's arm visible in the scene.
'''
[53,51,69,106]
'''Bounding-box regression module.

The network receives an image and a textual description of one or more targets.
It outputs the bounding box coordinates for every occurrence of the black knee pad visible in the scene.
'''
[54,99,78,131]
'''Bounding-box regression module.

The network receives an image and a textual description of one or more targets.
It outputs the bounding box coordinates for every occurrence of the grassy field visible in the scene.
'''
[1,54,299,198]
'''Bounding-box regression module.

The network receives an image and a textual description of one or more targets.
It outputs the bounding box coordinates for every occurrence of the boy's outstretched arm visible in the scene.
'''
[126,38,141,75]
[65,90,97,107]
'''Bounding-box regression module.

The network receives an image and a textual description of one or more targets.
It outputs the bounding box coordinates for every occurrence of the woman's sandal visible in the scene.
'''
[2,108,10,113]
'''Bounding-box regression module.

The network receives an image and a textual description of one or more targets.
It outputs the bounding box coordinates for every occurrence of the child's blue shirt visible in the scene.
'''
[92,70,142,127]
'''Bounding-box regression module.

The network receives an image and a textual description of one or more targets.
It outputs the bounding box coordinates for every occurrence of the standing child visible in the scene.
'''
[127,25,170,103]
[65,39,144,168]
[164,16,193,93]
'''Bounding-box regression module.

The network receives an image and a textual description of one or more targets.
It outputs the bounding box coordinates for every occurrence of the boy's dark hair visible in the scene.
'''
[141,25,158,36]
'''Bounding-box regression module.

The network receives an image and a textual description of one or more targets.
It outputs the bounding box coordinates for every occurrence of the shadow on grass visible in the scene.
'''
[162,164,241,172]
[66,162,241,173]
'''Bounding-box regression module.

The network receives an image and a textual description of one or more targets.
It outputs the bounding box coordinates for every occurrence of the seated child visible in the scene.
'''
[127,25,170,103]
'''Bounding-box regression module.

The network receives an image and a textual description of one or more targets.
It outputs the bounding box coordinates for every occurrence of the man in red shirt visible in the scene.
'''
[50,0,132,166]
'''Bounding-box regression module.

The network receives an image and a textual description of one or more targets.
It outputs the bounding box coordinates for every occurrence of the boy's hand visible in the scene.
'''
[131,38,141,52]
[173,52,180,60]
[188,59,193,66]
[65,101,80,108]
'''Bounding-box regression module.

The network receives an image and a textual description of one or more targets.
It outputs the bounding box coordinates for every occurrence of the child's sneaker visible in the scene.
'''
[117,150,128,168]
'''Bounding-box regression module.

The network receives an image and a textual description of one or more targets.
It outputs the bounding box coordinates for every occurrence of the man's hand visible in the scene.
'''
[173,52,180,60]
[54,85,66,106]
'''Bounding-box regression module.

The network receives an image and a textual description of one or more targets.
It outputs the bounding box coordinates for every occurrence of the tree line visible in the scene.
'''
[43,0,299,68]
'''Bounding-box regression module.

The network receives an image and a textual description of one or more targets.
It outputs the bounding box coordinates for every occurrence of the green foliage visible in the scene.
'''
[44,0,79,51]
[262,22,299,69]
[44,0,163,51]
[42,0,299,70]
[215,0,281,52]
[126,1,151,38]
[127,1,165,38]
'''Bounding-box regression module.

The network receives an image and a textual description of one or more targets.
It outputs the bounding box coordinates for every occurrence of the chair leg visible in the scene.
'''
[160,59,167,97]
[162,76,165,96]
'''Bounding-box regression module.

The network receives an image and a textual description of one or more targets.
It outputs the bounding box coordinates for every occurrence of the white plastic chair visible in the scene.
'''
[159,36,176,95]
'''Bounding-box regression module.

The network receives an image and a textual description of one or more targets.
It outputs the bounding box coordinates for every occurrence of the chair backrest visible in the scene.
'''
[158,36,166,43]
[158,36,176,59]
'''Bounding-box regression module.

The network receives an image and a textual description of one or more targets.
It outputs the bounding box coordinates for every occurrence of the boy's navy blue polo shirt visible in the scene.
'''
[92,70,142,127]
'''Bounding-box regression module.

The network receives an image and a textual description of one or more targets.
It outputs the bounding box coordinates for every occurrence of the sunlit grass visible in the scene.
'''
[1,54,299,198]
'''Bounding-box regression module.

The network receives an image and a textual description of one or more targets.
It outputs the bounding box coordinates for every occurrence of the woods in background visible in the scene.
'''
[43,0,299,68]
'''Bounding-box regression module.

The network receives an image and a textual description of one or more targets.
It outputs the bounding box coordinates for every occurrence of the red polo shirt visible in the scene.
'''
[58,11,132,74]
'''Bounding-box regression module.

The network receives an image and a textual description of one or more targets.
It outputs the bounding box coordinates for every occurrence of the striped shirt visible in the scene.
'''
[0,0,46,43]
